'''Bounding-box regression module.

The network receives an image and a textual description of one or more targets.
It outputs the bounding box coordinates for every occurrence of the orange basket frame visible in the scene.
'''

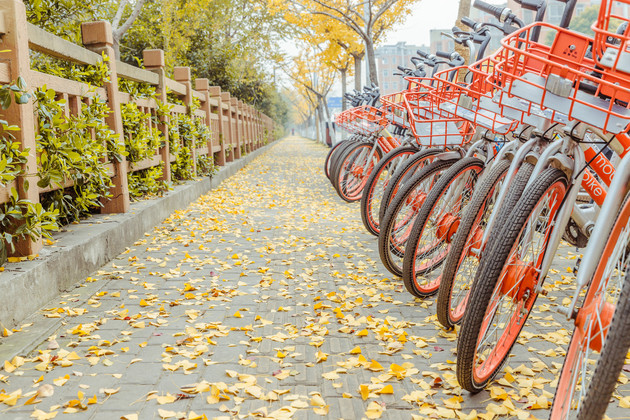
[490,21,630,134]
[431,58,519,135]
[402,67,475,147]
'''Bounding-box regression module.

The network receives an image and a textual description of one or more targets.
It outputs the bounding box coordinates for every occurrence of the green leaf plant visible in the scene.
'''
[0,78,59,262]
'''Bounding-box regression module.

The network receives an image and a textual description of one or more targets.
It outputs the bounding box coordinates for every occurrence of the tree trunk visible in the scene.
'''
[365,38,378,86]
[314,106,321,143]
[113,38,121,60]
[454,0,472,64]
[353,55,362,91]
[322,96,331,122]
[341,68,347,111]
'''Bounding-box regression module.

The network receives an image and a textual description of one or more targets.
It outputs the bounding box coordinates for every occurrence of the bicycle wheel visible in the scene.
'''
[437,161,532,329]
[457,167,568,392]
[378,149,443,224]
[436,160,510,328]
[360,147,438,236]
[550,193,630,420]
[329,139,364,190]
[378,158,458,277]
[402,157,485,297]
[325,140,351,180]
[335,143,381,202]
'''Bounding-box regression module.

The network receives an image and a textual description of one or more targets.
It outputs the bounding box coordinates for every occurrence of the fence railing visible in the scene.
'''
[0,0,277,256]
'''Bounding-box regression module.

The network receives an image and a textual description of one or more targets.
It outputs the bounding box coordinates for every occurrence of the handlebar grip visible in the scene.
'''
[460,16,477,29]
[417,49,429,58]
[435,50,452,59]
[397,65,406,71]
[473,0,504,20]
[514,0,542,11]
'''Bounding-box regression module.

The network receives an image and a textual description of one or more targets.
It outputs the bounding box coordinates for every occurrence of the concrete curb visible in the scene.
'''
[0,140,278,334]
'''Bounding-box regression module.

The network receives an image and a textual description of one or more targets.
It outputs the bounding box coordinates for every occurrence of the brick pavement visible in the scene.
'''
[0,136,625,420]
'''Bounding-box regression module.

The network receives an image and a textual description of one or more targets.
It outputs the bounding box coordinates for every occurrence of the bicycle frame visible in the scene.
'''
[561,139,630,319]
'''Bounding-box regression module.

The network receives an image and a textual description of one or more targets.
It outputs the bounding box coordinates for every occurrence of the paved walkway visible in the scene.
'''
[0,137,622,419]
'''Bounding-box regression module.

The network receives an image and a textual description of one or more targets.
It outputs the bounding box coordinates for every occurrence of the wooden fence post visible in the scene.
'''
[256,111,262,148]
[173,67,195,175]
[246,105,253,152]
[209,87,226,166]
[143,49,170,183]
[238,101,247,154]
[81,21,130,214]
[231,98,241,159]
[194,78,214,165]
[0,0,41,255]
[221,92,234,162]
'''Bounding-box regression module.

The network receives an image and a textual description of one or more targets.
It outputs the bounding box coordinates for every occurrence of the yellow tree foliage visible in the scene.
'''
[284,9,359,91]
[283,48,337,140]
[284,0,420,86]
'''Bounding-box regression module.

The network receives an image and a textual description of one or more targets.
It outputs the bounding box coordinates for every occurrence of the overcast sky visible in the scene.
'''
[382,0,461,47]
[382,0,509,46]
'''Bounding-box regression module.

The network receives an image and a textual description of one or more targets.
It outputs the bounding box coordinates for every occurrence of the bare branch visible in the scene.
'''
[306,0,367,38]
[113,0,146,38]
[373,0,398,22]
[112,0,129,29]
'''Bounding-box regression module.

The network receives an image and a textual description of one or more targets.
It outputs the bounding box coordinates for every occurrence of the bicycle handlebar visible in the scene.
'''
[473,0,505,21]
[460,16,477,30]
[514,0,543,12]
[435,50,452,59]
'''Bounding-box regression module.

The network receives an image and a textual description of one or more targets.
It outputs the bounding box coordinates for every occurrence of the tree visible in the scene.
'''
[453,0,471,64]
[25,0,111,43]
[111,0,147,58]
[25,0,146,58]
[569,5,598,36]
[282,50,336,142]
[284,12,357,105]
[25,0,290,127]
[287,0,418,86]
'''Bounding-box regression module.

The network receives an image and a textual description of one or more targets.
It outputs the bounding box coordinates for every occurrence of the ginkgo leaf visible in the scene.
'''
[360,384,370,400]
[377,385,393,394]
[30,409,58,420]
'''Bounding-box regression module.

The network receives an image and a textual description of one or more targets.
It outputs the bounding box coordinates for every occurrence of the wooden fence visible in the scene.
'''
[0,0,277,256]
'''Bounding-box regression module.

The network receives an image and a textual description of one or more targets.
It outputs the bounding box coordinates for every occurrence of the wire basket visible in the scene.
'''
[335,108,361,134]
[381,91,411,129]
[490,22,630,134]
[593,0,630,99]
[403,68,475,148]
[350,105,389,135]
[431,59,519,135]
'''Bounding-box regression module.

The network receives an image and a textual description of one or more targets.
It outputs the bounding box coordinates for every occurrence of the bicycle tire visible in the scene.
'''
[437,161,534,329]
[360,146,421,236]
[329,140,364,190]
[378,158,457,277]
[576,278,630,420]
[402,157,485,297]
[325,140,351,180]
[378,148,443,224]
[457,167,568,392]
[436,160,510,329]
[334,142,381,202]
[549,192,630,420]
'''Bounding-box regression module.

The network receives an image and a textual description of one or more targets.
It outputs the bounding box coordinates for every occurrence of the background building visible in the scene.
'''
[374,42,429,94]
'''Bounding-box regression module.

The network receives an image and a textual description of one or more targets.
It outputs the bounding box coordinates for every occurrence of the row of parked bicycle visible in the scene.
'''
[324,0,630,418]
